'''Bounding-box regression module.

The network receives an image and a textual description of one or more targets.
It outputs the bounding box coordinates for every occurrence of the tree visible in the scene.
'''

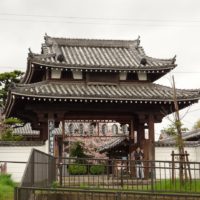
[162,122,188,137]
[69,141,88,158]
[193,119,200,129]
[0,117,24,141]
[0,70,24,106]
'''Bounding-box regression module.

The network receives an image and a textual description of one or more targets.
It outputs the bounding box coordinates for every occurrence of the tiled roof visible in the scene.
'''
[0,141,44,146]
[13,123,40,135]
[11,81,200,102]
[98,136,128,152]
[159,128,200,143]
[30,36,176,71]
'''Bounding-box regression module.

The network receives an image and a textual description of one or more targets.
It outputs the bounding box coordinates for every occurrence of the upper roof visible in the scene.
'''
[29,35,176,71]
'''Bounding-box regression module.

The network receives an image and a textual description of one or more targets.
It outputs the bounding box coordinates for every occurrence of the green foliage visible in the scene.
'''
[0,117,24,141]
[70,141,87,159]
[90,164,105,175]
[193,119,200,129]
[0,174,15,187]
[4,117,23,126]
[154,179,200,193]
[0,70,24,105]
[51,181,59,188]
[68,164,87,175]
[162,121,188,136]
[163,124,177,136]
[1,128,24,141]
[0,174,16,200]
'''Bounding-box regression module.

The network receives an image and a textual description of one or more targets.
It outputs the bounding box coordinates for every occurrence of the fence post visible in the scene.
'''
[59,162,63,186]
[171,150,175,183]
[150,160,154,192]
[107,160,109,180]
[14,187,18,200]
[120,163,123,188]
[115,192,121,200]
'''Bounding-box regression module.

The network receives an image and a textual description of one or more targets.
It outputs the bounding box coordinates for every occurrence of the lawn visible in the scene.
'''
[0,174,16,200]
[121,179,200,193]
[66,178,200,193]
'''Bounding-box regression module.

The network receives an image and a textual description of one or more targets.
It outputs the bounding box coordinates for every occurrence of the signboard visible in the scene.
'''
[48,120,55,156]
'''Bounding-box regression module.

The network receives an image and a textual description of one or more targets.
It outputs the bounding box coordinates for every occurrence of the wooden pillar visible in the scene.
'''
[129,118,135,177]
[137,123,145,147]
[39,122,48,141]
[129,119,135,156]
[148,114,155,161]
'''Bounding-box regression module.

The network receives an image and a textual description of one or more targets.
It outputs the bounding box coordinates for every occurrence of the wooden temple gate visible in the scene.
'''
[44,113,157,178]
[4,35,200,180]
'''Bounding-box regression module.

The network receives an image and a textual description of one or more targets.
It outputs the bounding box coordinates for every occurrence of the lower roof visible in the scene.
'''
[9,81,200,102]
[4,81,200,118]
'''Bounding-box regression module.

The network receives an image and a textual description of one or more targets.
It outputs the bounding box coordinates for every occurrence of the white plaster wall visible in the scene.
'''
[155,146,197,161]
[195,146,200,162]
[155,146,200,179]
[0,143,47,182]
[0,143,200,182]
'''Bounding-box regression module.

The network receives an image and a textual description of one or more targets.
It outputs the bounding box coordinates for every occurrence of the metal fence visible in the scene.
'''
[57,157,200,193]
[14,187,200,200]
[3,155,199,200]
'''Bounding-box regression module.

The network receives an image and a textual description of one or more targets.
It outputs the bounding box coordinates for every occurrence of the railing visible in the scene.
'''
[57,157,200,193]
[11,156,200,200]
[14,187,200,200]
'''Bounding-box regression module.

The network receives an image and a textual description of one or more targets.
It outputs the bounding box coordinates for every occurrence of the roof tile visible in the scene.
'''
[12,81,200,102]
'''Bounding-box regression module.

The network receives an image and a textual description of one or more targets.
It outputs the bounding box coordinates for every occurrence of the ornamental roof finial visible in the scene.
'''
[44,33,50,41]
[136,35,140,48]
[172,55,176,64]
[28,48,34,58]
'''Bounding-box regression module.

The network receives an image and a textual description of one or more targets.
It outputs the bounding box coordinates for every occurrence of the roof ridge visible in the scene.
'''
[44,34,139,43]
[44,34,140,48]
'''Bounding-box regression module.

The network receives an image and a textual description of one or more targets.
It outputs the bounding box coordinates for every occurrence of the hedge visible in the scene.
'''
[90,164,105,175]
[68,164,87,175]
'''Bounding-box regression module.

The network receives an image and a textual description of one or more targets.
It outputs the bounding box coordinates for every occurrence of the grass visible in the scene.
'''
[0,174,16,200]
[153,179,200,193]
[121,179,200,193]
[60,179,200,193]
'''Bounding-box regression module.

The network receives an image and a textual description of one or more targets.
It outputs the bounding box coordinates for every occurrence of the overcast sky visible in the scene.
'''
[0,0,200,138]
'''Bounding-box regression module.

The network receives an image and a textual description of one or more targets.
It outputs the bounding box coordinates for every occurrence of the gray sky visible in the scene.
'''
[0,0,200,138]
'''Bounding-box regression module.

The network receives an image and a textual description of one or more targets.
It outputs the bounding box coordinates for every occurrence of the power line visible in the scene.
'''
[1,17,200,27]
[1,12,200,23]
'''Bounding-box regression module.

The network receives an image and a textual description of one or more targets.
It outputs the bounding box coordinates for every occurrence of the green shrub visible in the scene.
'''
[90,164,105,175]
[0,174,15,200]
[0,174,15,187]
[1,129,24,141]
[51,181,59,188]
[68,164,87,175]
